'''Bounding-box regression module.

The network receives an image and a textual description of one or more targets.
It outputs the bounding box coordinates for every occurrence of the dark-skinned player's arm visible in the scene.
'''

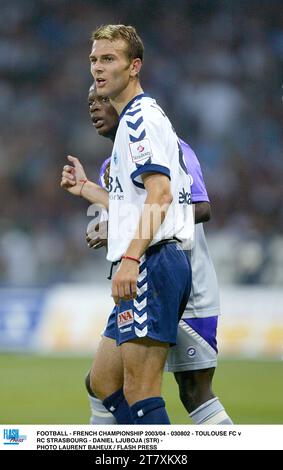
[194,201,211,224]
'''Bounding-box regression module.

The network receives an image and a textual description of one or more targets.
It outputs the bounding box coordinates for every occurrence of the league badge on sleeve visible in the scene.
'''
[129,138,152,164]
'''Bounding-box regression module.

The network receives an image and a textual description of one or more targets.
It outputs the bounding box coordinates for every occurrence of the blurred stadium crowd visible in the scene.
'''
[0,0,282,286]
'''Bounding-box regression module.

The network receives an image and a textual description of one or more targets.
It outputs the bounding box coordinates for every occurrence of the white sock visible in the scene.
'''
[88,394,117,424]
[189,397,233,424]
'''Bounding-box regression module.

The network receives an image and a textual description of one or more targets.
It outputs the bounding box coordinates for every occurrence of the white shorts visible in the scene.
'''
[165,317,218,372]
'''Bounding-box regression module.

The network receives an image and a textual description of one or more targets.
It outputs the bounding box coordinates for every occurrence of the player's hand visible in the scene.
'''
[86,221,108,250]
[112,259,139,305]
[60,155,88,197]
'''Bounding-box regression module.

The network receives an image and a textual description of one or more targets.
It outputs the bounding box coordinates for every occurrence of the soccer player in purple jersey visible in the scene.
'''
[61,84,233,425]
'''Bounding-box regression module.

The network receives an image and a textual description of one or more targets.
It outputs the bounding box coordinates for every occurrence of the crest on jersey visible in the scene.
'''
[129,138,153,164]
[113,151,119,165]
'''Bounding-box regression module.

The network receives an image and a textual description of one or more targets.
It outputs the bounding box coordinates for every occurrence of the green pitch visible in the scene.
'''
[0,355,282,424]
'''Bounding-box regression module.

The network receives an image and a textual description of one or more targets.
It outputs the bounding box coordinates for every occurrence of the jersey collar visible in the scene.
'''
[119,93,150,120]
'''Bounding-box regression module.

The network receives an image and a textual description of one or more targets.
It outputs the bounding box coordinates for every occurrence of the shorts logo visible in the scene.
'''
[187,347,196,357]
[118,309,134,328]
[129,138,153,164]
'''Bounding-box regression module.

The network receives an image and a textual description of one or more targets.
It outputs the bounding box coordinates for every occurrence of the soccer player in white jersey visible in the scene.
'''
[88,24,195,425]
[61,85,232,424]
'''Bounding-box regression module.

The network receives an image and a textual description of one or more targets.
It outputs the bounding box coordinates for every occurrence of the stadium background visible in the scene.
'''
[0,0,282,424]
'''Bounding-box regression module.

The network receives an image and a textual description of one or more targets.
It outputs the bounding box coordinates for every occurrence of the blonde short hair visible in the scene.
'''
[91,24,144,62]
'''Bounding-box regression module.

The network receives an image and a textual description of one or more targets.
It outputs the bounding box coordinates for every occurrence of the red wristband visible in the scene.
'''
[79,179,88,197]
[121,255,140,264]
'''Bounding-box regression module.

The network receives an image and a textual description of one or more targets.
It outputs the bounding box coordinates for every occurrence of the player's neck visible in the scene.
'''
[111,80,143,116]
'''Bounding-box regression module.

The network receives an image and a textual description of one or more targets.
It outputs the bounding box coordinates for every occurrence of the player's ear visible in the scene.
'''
[130,58,142,78]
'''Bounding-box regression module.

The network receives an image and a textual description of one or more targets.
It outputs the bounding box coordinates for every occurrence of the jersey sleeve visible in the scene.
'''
[179,139,210,203]
[125,106,171,189]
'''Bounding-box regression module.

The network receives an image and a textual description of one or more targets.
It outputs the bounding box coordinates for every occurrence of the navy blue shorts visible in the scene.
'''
[104,242,192,346]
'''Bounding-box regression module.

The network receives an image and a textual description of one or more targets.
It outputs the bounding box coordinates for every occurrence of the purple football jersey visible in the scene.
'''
[98,140,209,203]
[179,138,209,203]
[98,156,111,188]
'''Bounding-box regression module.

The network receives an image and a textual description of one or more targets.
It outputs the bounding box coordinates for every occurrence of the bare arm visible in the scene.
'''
[194,202,211,224]
[80,180,109,209]
[124,173,172,258]
[60,155,109,209]
[112,173,172,304]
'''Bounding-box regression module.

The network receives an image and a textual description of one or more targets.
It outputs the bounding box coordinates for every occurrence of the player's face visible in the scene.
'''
[88,87,119,137]
[90,39,133,99]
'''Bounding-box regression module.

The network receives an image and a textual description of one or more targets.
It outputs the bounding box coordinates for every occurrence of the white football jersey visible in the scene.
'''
[107,94,194,262]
